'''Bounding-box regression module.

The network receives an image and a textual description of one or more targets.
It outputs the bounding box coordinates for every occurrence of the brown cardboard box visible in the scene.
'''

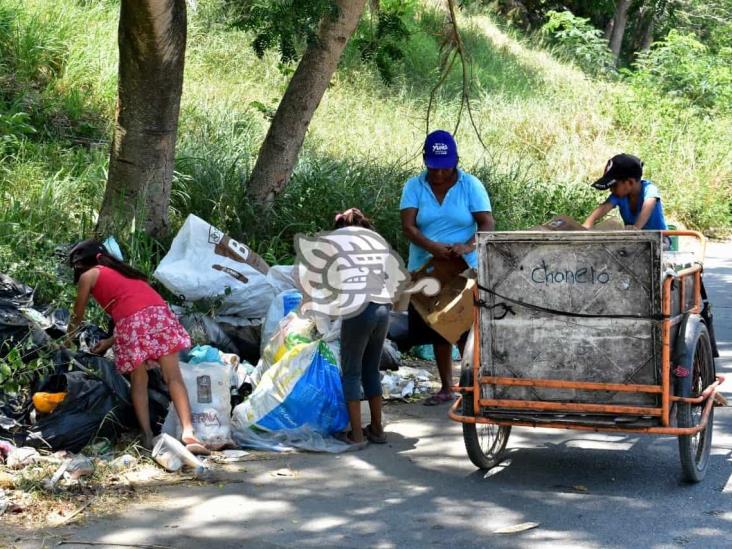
[411,275,475,344]
[592,218,625,230]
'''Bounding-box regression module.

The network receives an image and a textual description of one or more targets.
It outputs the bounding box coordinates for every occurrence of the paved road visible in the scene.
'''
[23,242,732,548]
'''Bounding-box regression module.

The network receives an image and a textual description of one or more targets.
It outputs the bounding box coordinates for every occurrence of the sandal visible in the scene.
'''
[423,391,454,406]
[335,431,368,449]
[364,424,387,444]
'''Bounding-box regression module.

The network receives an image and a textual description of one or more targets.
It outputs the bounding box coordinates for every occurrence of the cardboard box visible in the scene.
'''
[411,275,475,344]
[592,218,625,230]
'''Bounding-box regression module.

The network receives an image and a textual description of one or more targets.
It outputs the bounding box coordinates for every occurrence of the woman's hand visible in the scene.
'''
[428,242,454,261]
[91,337,115,355]
[449,243,474,257]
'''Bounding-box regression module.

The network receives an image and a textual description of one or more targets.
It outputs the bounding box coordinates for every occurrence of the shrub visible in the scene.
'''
[631,30,732,113]
[540,10,614,76]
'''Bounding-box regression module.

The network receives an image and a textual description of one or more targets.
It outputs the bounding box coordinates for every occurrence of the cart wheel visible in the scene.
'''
[460,365,511,470]
[677,324,715,483]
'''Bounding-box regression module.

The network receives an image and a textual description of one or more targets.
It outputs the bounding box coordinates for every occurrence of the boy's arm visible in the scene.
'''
[630,197,658,230]
[582,201,614,229]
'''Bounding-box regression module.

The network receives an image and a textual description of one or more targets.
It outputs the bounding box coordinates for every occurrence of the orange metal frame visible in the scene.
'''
[449,230,725,436]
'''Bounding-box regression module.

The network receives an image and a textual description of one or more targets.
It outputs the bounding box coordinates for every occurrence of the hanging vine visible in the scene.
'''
[426,0,488,151]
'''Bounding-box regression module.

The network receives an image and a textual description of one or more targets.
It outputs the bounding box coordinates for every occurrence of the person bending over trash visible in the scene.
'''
[583,153,668,232]
[333,208,390,446]
[66,239,204,452]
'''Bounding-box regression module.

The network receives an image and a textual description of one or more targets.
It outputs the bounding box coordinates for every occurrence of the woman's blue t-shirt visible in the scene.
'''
[399,170,491,271]
[609,180,667,230]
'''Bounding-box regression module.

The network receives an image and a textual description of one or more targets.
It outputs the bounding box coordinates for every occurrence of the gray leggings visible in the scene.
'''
[340,302,390,401]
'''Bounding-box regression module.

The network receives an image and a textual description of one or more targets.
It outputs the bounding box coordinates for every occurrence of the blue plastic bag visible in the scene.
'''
[233,340,349,435]
[411,344,460,361]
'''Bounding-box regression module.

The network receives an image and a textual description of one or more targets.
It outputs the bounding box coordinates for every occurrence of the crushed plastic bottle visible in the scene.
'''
[152,434,206,473]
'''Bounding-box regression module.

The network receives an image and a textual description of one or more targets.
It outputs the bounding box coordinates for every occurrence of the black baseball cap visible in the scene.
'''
[592,153,643,190]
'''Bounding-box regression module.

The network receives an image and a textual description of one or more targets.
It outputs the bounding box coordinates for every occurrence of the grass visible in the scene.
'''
[0,0,730,298]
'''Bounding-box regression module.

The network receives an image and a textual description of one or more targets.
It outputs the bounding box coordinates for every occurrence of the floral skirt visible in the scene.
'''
[113,305,191,374]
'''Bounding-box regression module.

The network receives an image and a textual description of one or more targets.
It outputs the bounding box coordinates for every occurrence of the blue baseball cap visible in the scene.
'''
[423,130,458,169]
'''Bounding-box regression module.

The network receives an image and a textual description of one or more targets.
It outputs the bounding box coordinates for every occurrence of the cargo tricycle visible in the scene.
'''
[450,230,723,482]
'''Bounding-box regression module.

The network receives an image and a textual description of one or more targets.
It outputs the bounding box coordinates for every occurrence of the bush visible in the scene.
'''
[631,30,732,113]
[540,10,614,76]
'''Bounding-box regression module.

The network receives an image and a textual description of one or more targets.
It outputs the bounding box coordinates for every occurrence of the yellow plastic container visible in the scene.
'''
[32,392,67,414]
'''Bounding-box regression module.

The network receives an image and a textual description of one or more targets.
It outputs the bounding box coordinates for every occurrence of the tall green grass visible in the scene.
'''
[0,0,730,299]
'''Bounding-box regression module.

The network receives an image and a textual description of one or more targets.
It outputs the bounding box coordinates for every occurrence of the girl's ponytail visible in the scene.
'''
[69,239,147,282]
[97,254,148,281]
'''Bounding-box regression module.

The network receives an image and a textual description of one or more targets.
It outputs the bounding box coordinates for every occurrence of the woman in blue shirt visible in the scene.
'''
[583,153,668,231]
[400,130,494,406]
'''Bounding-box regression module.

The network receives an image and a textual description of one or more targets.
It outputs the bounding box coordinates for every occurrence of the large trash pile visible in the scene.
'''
[1,214,441,514]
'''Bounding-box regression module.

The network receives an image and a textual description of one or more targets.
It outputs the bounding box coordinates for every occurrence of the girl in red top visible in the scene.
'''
[67,239,200,450]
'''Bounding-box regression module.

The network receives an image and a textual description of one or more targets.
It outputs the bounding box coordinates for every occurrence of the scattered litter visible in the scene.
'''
[65,455,95,480]
[272,468,296,478]
[573,485,588,492]
[494,522,540,534]
[43,458,71,491]
[109,454,138,471]
[6,446,39,469]
[0,440,15,460]
[0,488,8,515]
[0,471,15,489]
[152,433,206,474]
[219,449,249,463]
[381,366,437,400]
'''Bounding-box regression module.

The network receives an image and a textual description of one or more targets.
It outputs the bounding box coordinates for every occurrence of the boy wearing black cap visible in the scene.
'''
[582,153,668,231]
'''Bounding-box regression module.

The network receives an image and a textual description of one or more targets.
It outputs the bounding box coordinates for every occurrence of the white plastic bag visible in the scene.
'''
[260,290,303,354]
[163,359,233,450]
[154,214,274,318]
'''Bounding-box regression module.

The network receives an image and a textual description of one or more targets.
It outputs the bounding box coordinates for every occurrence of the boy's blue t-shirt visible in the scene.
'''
[609,179,667,230]
[399,170,491,272]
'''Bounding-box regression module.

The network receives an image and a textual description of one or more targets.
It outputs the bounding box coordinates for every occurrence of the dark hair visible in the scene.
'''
[68,239,147,283]
[333,208,375,230]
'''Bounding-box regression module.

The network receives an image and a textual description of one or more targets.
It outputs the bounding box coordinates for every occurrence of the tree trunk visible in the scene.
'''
[98,0,187,239]
[248,0,368,206]
[640,9,656,51]
[604,17,615,40]
[609,0,631,63]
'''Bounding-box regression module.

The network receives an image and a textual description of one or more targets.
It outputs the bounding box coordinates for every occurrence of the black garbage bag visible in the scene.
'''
[23,369,134,453]
[379,339,401,372]
[0,390,29,437]
[180,313,238,355]
[388,311,410,352]
[219,322,262,365]
[43,308,70,339]
[0,273,34,308]
[0,305,52,360]
[23,350,136,452]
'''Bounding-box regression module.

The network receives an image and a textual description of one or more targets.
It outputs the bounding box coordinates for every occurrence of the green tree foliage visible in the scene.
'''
[233,0,339,62]
[351,0,414,84]
[540,10,614,75]
[631,29,732,112]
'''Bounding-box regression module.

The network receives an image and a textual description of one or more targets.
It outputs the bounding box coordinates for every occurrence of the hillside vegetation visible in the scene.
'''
[1,0,730,304]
